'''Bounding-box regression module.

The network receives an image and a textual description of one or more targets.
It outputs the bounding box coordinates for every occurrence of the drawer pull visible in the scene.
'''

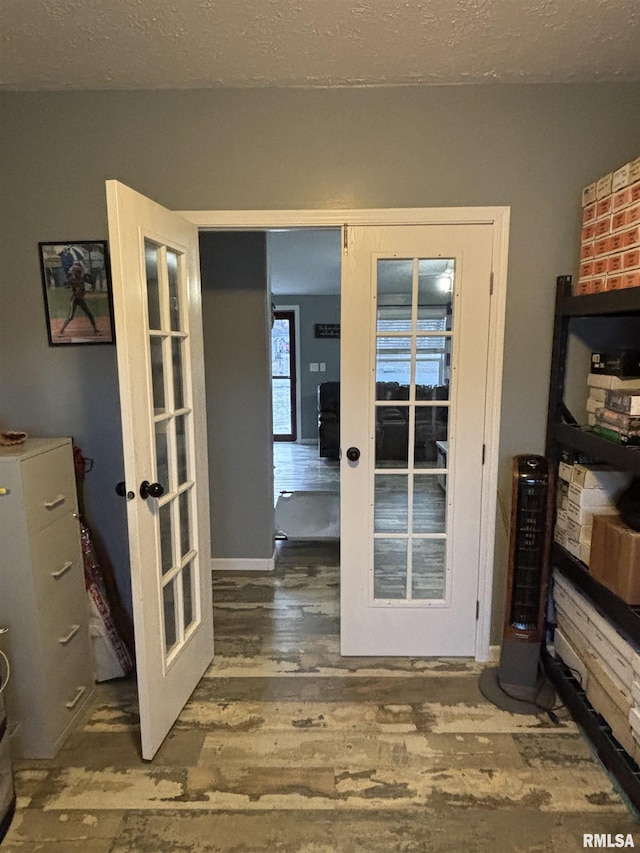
[59,624,80,645]
[65,686,87,710]
[51,561,73,580]
[44,494,66,510]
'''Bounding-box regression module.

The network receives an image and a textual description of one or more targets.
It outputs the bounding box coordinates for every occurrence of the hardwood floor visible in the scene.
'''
[4,535,638,851]
[273,441,339,500]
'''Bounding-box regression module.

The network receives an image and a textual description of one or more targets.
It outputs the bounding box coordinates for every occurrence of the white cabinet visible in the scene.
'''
[0,438,94,758]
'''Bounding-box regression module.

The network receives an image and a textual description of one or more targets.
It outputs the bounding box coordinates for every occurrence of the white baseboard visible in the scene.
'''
[211,553,276,572]
[488,644,501,663]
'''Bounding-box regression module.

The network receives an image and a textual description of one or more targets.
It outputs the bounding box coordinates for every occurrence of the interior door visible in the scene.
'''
[106,180,213,759]
[341,224,493,656]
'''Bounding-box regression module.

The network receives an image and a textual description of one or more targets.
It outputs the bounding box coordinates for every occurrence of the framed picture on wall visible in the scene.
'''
[39,240,115,345]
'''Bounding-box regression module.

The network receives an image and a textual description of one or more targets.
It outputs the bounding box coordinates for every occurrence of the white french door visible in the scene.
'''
[106,181,213,759]
[341,224,493,657]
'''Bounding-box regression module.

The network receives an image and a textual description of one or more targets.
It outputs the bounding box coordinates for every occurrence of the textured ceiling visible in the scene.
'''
[1,0,639,91]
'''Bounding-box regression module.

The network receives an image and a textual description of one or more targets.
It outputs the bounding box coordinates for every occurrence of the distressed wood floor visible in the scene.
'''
[5,445,638,850]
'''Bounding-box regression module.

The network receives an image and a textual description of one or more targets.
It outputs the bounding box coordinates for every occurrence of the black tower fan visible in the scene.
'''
[479,455,555,714]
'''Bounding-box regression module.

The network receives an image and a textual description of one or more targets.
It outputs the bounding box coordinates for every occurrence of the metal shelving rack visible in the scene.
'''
[544,275,640,813]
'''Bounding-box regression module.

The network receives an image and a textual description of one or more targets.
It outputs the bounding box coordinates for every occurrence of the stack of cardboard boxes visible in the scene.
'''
[577,154,640,295]
[554,463,629,566]
[553,570,640,763]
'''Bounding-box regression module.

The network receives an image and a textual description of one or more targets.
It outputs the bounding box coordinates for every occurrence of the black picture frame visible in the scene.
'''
[39,240,115,345]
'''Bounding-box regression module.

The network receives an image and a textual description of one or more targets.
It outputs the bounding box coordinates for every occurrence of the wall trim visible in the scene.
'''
[211,554,275,572]
[181,206,510,663]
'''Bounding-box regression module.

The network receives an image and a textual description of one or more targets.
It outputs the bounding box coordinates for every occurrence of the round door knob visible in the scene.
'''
[346,447,360,462]
[140,480,165,500]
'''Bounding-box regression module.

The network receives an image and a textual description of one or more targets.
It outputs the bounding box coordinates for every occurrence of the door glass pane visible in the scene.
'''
[413,475,447,534]
[375,405,409,468]
[183,561,194,632]
[375,336,412,393]
[374,474,408,533]
[155,421,169,488]
[145,241,161,330]
[415,406,449,468]
[374,539,407,599]
[150,337,165,414]
[159,502,173,576]
[377,260,413,328]
[172,338,184,410]
[167,251,181,331]
[418,259,455,328]
[416,336,449,388]
[412,539,446,600]
[163,579,177,652]
[179,489,191,558]
[176,415,188,485]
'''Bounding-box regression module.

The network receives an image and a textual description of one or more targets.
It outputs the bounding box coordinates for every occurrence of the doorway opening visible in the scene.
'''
[269,228,342,541]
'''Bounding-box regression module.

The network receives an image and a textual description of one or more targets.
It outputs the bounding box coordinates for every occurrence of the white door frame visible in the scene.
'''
[179,207,510,662]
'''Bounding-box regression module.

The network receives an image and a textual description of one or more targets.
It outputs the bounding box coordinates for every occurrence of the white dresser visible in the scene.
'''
[0,438,94,758]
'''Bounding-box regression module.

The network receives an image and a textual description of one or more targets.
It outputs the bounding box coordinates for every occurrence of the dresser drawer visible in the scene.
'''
[38,582,91,677]
[22,444,78,533]
[30,514,84,607]
[46,643,94,749]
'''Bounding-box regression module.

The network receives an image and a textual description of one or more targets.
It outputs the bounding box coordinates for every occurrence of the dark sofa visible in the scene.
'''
[318,381,449,462]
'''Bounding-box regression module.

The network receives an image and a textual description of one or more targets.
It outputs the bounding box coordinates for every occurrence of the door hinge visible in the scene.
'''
[489,272,494,295]
[482,444,486,465]
[476,600,480,621]
[343,224,349,255]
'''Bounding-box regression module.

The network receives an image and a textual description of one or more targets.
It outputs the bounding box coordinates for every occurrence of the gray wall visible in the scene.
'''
[274,295,341,440]
[1,84,639,635]
[200,232,274,561]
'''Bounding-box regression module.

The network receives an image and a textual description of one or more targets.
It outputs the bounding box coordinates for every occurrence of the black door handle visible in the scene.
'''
[346,447,360,462]
[140,480,165,500]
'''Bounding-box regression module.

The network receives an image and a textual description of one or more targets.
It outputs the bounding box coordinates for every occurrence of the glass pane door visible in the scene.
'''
[145,239,200,664]
[271,310,297,441]
[373,257,454,604]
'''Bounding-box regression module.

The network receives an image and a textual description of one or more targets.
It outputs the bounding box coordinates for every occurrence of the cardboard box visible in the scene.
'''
[632,180,640,205]
[623,225,640,248]
[587,372,640,390]
[621,270,640,289]
[558,461,573,482]
[589,387,607,403]
[581,223,596,241]
[566,502,618,526]
[582,182,597,207]
[580,539,592,567]
[608,253,623,273]
[628,203,640,227]
[611,210,628,232]
[590,514,640,604]
[597,173,613,199]
[568,482,615,508]
[592,256,608,276]
[576,280,593,295]
[591,276,606,293]
[583,203,597,225]
[613,162,632,192]
[623,248,640,270]
[630,157,640,184]
[613,186,633,211]
[570,463,632,491]
[606,388,640,415]
[580,241,595,261]
[608,232,625,253]
[594,237,609,257]
[591,350,640,378]
[579,260,594,279]
[607,274,623,290]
